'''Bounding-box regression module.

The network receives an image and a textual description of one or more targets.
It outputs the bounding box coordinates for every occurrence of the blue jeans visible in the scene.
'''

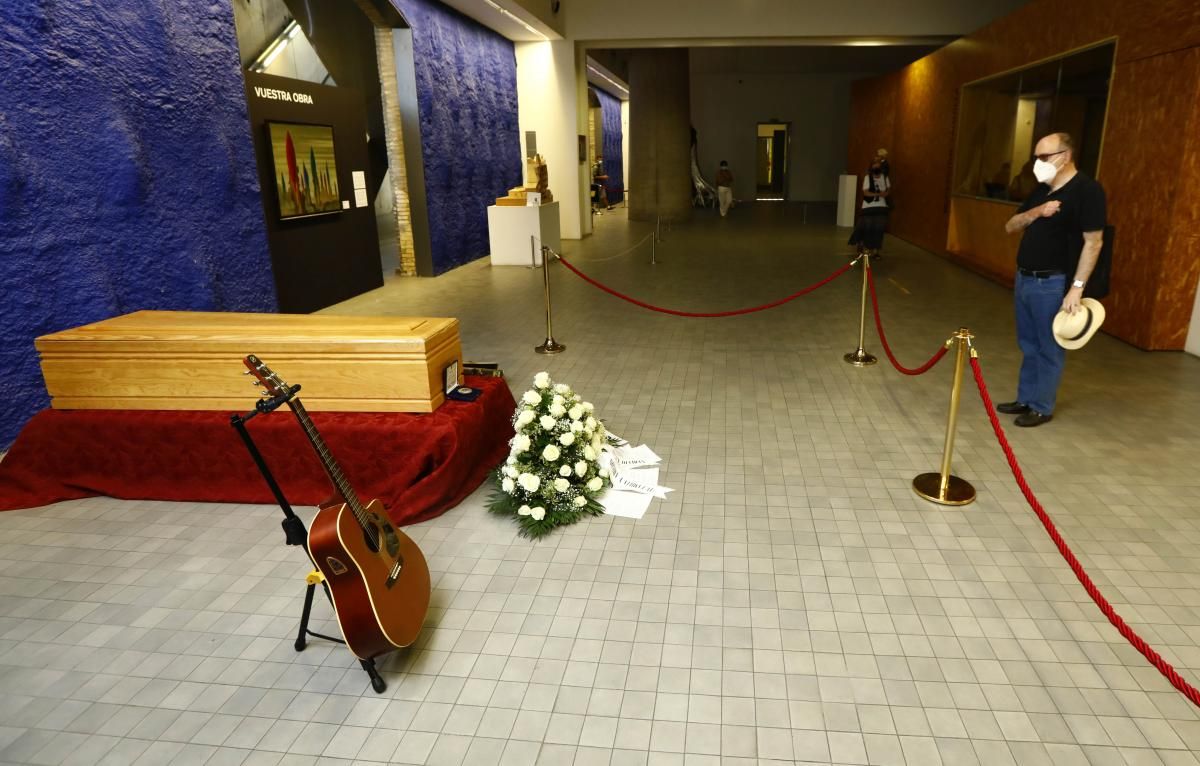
[1014,272,1067,415]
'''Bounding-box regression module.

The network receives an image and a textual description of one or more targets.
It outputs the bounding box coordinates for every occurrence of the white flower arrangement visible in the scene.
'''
[490,373,609,538]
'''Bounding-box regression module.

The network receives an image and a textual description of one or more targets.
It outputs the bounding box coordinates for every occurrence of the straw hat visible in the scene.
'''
[1052,298,1105,349]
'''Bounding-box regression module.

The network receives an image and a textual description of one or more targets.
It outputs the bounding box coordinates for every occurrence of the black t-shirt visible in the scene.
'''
[1016,172,1106,272]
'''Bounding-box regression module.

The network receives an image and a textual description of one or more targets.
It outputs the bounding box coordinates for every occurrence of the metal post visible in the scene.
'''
[530,235,537,269]
[651,235,657,265]
[843,253,877,367]
[534,245,565,354]
[913,328,977,505]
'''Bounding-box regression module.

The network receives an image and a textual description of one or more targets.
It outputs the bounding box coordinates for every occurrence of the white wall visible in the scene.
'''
[690,70,860,202]
[516,40,587,239]
[1187,272,1200,357]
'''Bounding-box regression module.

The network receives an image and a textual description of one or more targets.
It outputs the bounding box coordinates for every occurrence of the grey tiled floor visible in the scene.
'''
[3,203,1200,765]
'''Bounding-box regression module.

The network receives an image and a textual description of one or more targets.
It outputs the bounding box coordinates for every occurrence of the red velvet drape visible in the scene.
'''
[0,376,515,525]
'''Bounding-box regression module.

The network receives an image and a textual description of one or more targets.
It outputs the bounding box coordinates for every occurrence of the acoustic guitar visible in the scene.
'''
[244,355,430,659]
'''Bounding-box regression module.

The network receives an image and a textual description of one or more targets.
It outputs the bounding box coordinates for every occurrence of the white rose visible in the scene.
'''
[539,415,557,431]
[559,465,573,477]
[568,405,584,420]
[516,410,536,427]
[575,461,587,477]
[549,403,566,418]
[522,390,541,405]
[533,372,550,389]
[542,444,560,461]
[554,383,569,394]
[530,506,546,521]
[558,432,575,447]
[587,477,603,492]
[501,477,515,493]
[583,445,596,461]
[506,455,516,465]
[518,473,540,492]
[585,417,596,431]
[583,402,594,413]
[554,478,570,492]
[571,420,584,433]
[513,434,531,453]
[502,465,518,478]
[573,496,588,507]
[518,504,532,516]
[598,469,609,479]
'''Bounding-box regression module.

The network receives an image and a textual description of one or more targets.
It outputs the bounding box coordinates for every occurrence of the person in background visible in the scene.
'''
[999,132,1106,427]
[848,155,891,258]
[715,160,734,217]
[875,148,890,180]
[592,155,611,211]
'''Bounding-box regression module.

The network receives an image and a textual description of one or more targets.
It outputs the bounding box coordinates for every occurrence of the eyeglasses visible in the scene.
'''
[1035,149,1067,162]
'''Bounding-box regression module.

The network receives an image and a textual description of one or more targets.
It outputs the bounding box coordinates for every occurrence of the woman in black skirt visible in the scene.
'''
[848,157,891,258]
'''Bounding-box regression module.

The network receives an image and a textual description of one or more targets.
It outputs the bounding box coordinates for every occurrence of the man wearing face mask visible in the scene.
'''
[1000,132,1106,427]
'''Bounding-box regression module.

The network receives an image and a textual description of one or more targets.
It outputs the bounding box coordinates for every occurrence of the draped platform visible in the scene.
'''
[0,376,515,524]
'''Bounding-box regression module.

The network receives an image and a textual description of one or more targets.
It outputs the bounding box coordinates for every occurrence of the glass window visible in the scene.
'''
[952,42,1114,203]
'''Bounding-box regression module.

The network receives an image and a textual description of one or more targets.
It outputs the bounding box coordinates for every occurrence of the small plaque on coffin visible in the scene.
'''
[35,310,463,413]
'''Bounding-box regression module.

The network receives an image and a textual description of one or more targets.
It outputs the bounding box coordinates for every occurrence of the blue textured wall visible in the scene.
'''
[0,2,276,449]
[597,88,625,194]
[394,0,522,274]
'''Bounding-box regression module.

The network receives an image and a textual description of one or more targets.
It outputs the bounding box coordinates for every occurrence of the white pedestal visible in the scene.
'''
[487,201,561,266]
[837,174,858,228]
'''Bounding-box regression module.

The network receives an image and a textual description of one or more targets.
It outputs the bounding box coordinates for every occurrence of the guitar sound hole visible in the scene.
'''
[363,525,380,553]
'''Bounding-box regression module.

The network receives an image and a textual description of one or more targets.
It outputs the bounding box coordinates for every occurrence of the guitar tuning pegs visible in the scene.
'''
[243,370,252,375]
[260,390,271,397]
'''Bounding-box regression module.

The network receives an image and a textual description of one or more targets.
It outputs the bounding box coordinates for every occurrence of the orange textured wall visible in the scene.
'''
[849,0,1200,349]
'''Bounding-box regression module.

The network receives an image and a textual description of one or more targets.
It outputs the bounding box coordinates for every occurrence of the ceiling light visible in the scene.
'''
[483,0,546,40]
[587,65,629,95]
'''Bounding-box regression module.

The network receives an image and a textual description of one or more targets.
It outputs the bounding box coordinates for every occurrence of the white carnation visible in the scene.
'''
[502,465,518,478]
[552,394,565,406]
[554,478,570,492]
[554,383,570,394]
[598,469,609,479]
[522,390,541,405]
[559,432,575,447]
[583,445,596,461]
[559,465,573,477]
[518,504,532,516]
[516,410,536,427]
[518,473,540,492]
[542,444,560,461]
[501,477,515,493]
[533,372,550,389]
[549,402,566,418]
[571,420,584,433]
[583,402,594,413]
[530,506,546,521]
[539,415,557,431]
[573,496,588,507]
[585,417,596,431]
[587,477,603,492]
[575,461,587,477]
[513,434,531,453]
[568,404,584,420]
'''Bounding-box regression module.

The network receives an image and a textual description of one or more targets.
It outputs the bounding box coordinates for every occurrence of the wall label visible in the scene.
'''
[253,86,314,105]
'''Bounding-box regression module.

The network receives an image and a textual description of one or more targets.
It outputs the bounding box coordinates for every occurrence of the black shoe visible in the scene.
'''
[996,401,1030,415]
[1014,411,1053,427]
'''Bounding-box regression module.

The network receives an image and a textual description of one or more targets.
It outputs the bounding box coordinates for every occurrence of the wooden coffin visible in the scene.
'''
[36,310,463,413]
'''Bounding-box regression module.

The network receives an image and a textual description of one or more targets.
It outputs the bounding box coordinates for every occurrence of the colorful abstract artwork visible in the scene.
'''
[267,122,341,220]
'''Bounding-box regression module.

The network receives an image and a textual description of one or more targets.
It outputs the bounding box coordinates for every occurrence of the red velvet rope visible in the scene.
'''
[970,356,1200,708]
[554,255,852,318]
[866,266,949,375]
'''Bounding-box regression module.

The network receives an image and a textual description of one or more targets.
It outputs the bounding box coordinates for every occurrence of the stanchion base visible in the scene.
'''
[843,349,878,367]
[535,340,566,355]
[912,472,976,506]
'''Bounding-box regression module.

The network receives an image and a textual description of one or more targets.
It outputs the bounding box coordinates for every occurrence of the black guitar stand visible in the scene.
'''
[230,387,388,694]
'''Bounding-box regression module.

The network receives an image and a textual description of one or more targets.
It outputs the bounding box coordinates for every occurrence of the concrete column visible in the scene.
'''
[629,49,691,223]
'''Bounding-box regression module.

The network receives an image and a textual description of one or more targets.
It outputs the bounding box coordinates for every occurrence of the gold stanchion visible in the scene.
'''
[913,327,976,505]
[535,246,565,355]
[843,253,877,367]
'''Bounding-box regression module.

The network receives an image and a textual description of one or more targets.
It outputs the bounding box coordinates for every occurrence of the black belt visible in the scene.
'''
[1018,268,1065,278]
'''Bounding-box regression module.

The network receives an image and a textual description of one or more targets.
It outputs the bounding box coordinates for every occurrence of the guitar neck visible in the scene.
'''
[286,398,368,522]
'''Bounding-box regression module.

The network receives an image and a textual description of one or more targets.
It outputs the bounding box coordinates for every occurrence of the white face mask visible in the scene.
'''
[1033,158,1058,184]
